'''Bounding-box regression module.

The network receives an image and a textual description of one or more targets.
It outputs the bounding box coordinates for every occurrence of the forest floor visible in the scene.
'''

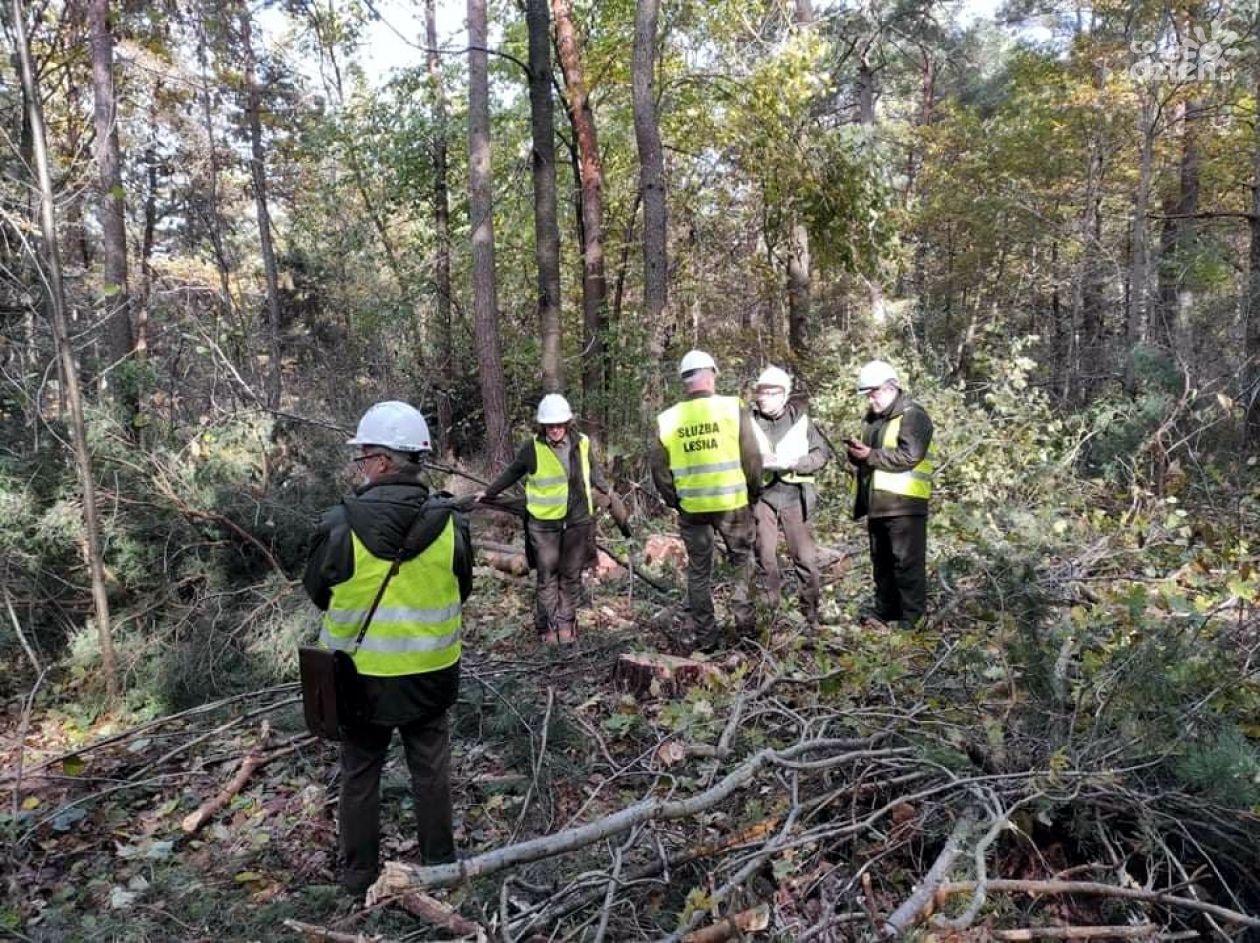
[2,506,1259,942]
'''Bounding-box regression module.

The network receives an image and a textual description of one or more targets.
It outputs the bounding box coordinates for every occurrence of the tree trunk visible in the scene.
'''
[239,1,284,409]
[526,0,563,393]
[1246,72,1260,442]
[786,0,813,359]
[1070,110,1105,403]
[197,9,235,332]
[14,0,118,699]
[138,93,160,361]
[468,0,512,467]
[87,0,136,376]
[632,0,667,354]
[553,0,607,423]
[426,0,455,457]
[857,51,885,323]
[1126,94,1155,391]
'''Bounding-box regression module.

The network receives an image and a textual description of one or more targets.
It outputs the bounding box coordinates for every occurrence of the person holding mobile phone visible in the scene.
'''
[846,361,935,629]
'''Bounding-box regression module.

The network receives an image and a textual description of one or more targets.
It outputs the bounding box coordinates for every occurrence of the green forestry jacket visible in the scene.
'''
[850,392,934,521]
[303,469,473,726]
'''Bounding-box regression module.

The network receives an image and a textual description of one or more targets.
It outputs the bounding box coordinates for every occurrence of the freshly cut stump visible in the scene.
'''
[615,651,720,696]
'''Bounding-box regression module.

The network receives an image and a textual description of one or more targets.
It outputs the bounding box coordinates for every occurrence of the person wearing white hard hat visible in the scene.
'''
[303,400,473,896]
[479,393,628,644]
[650,351,762,652]
[845,361,935,628]
[750,366,830,627]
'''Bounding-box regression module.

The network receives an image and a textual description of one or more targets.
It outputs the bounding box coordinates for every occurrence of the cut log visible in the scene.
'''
[615,651,720,696]
[480,549,529,576]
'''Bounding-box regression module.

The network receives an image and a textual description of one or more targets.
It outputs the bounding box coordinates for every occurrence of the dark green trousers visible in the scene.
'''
[679,506,757,650]
[338,711,454,893]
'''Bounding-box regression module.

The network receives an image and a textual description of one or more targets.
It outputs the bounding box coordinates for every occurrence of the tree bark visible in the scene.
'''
[197,8,235,331]
[426,0,455,457]
[238,1,284,409]
[1247,72,1260,442]
[526,0,563,393]
[1126,93,1155,391]
[14,0,119,700]
[553,0,607,421]
[786,0,813,358]
[87,0,136,375]
[632,0,667,352]
[857,50,885,323]
[468,0,512,467]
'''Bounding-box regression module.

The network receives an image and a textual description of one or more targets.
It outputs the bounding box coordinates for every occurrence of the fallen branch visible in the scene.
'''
[282,918,397,942]
[936,879,1260,930]
[393,891,484,937]
[992,926,1158,941]
[181,721,272,833]
[882,806,979,936]
[682,904,770,943]
[372,739,895,893]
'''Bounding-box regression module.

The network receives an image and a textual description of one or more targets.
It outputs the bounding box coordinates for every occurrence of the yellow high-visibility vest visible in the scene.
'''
[751,414,815,486]
[657,396,748,513]
[871,414,934,500]
[525,435,593,520]
[320,519,461,676]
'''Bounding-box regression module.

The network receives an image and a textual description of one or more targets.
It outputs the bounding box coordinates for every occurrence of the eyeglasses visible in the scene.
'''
[350,453,383,467]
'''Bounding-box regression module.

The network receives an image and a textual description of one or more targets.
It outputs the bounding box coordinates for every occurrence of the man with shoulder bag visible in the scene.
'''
[301,401,473,897]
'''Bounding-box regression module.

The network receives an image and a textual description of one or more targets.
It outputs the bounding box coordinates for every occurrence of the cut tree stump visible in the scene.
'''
[593,549,625,579]
[615,651,720,696]
[643,534,686,569]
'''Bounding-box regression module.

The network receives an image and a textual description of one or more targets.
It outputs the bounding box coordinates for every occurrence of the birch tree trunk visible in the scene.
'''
[13,0,119,700]
[857,51,885,324]
[526,0,563,393]
[786,0,813,358]
[468,0,512,467]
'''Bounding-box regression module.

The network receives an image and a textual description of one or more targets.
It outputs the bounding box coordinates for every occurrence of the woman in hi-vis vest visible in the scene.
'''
[478,394,630,643]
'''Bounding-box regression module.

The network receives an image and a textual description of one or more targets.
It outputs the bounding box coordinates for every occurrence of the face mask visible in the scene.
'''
[757,390,787,416]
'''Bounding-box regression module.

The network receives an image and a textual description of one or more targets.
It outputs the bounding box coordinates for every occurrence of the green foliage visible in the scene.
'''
[1174,725,1260,809]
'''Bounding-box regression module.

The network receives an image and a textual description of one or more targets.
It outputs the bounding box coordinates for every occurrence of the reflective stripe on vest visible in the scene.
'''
[319,520,461,676]
[657,396,748,513]
[871,414,934,500]
[750,414,815,486]
[525,435,593,520]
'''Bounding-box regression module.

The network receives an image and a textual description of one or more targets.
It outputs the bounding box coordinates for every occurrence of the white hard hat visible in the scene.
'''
[536,393,573,424]
[857,360,899,393]
[679,350,718,376]
[347,401,432,452]
[755,365,792,393]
